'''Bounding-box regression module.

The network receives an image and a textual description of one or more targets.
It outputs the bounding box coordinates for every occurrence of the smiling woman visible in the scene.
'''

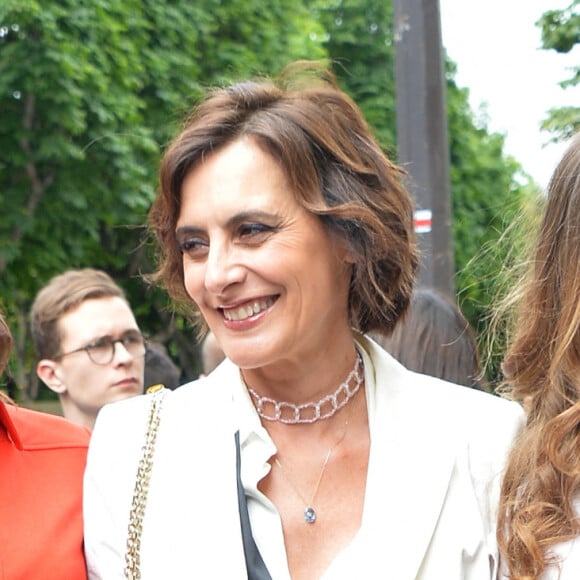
[83,61,525,580]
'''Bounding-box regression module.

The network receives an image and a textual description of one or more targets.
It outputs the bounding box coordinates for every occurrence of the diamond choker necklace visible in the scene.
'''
[242,351,363,424]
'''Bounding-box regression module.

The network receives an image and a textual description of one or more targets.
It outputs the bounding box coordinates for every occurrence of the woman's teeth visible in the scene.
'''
[223,298,274,321]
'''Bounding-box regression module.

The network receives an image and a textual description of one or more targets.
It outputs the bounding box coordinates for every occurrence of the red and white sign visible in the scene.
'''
[414,209,432,233]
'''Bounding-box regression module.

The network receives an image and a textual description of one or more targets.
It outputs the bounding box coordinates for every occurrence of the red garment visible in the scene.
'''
[0,401,90,580]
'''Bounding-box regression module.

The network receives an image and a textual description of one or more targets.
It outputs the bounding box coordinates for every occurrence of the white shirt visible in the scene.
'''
[235,343,380,579]
[235,338,522,578]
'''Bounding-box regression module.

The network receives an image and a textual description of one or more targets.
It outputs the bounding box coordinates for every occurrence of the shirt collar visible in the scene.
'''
[0,400,23,448]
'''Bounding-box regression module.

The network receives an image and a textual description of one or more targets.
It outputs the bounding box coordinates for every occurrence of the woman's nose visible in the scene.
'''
[204,244,247,295]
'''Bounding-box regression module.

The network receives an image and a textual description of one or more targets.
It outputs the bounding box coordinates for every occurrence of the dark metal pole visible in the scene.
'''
[393,0,455,297]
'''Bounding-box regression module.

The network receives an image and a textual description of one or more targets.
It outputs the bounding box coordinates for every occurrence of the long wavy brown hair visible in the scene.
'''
[497,132,580,578]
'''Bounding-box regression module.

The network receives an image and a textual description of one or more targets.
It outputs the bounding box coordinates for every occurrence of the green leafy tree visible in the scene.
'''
[444,63,531,338]
[309,0,397,153]
[537,0,580,141]
[1,0,160,395]
[0,0,325,400]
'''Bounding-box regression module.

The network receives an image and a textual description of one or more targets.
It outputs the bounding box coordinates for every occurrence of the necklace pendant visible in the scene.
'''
[304,507,317,524]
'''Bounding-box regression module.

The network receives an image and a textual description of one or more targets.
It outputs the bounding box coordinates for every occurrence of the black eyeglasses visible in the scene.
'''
[57,333,147,366]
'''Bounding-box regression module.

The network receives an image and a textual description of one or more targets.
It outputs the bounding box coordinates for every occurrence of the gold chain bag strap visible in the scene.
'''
[124,385,167,580]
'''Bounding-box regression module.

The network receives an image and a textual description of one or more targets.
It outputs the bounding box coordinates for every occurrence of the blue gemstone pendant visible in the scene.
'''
[304,507,317,524]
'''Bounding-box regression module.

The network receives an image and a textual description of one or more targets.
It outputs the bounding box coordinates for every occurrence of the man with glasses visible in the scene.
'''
[31,268,146,429]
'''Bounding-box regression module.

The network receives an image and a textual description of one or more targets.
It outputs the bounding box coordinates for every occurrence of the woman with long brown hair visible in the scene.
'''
[498,132,580,579]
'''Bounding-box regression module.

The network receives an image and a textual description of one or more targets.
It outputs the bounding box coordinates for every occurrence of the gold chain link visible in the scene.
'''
[124,388,166,579]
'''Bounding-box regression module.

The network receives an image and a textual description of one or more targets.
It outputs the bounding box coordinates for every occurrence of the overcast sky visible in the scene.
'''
[439,0,579,190]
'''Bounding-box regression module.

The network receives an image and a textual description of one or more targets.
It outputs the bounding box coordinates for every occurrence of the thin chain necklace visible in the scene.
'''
[274,415,350,524]
[243,351,363,424]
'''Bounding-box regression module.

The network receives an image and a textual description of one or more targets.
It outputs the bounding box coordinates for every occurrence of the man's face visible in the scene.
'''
[49,296,145,427]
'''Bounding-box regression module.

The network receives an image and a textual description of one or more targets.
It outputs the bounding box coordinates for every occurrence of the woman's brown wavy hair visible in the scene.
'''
[148,61,418,336]
[497,132,580,578]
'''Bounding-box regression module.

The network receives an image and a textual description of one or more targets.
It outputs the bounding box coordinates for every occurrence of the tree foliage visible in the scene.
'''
[537,0,580,141]
[309,0,397,154]
[0,0,325,398]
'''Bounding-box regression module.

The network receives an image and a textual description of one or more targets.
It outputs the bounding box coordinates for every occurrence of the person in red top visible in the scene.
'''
[0,312,90,579]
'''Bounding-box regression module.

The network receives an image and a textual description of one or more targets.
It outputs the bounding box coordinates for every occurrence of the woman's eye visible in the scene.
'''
[178,238,207,255]
[238,223,275,239]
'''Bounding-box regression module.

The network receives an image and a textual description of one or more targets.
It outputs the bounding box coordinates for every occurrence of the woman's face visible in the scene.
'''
[176,137,353,370]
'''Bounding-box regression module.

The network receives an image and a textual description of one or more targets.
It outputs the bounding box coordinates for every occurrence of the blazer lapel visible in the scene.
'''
[359,337,456,580]
[141,367,248,578]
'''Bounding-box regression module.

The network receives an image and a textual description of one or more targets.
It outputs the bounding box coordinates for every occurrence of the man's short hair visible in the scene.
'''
[30,268,127,360]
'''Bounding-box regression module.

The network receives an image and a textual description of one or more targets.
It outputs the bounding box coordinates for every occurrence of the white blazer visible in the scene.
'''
[84,335,524,579]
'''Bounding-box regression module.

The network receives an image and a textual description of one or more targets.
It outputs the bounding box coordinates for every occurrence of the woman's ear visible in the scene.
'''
[36,360,67,394]
[338,239,357,264]
[343,249,357,264]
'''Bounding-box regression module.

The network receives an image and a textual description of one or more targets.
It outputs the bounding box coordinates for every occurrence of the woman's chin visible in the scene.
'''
[225,347,272,370]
